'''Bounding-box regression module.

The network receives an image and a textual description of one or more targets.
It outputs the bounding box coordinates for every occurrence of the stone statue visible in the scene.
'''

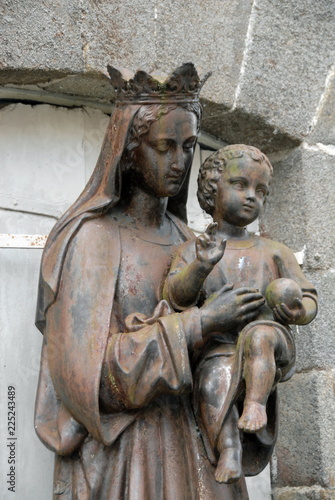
[163,145,318,484]
[33,64,307,500]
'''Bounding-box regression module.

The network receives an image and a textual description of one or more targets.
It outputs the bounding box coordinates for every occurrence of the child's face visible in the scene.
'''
[212,156,271,227]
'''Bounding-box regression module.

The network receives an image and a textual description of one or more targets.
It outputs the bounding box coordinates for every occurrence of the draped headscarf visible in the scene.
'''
[36,103,195,333]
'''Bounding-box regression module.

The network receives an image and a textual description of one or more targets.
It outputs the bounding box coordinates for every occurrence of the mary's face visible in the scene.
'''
[132,107,198,198]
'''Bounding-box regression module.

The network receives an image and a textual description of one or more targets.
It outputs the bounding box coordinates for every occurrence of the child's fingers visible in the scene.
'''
[293,297,303,309]
[280,303,292,316]
[205,222,218,238]
[273,304,291,323]
[272,307,284,323]
[219,239,227,253]
[197,234,211,248]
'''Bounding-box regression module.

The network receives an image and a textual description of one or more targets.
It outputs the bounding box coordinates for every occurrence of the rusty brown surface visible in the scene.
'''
[34,66,317,499]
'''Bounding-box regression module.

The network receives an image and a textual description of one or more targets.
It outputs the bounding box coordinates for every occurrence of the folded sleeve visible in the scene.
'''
[101,302,203,411]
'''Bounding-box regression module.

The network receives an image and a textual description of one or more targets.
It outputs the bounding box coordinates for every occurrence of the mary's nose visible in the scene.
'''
[170,147,185,172]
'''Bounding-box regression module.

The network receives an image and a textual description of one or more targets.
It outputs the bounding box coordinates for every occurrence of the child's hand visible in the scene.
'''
[196,222,226,266]
[266,278,306,325]
[272,298,306,325]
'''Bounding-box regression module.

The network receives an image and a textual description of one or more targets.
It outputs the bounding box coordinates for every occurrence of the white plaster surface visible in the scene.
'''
[0,104,109,499]
[0,104,270,499]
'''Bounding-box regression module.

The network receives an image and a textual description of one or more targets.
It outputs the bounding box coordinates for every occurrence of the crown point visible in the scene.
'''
[106,62,211,105]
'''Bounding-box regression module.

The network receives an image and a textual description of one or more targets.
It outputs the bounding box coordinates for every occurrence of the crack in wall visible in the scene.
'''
[154,0,158,69]
[232,0,258,111]
[309,62,335,134]
[303,141,335,156]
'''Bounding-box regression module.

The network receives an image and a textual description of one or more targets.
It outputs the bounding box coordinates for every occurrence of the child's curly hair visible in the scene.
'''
[197,144,273,215]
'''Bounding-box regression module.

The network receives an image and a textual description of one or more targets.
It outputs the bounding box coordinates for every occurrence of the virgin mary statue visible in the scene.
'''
[34,63,265,499]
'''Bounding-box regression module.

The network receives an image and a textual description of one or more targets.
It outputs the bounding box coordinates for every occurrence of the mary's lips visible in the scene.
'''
[165,175,183,181]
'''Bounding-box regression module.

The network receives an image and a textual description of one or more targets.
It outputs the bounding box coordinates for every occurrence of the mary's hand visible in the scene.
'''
[200,284,265,336]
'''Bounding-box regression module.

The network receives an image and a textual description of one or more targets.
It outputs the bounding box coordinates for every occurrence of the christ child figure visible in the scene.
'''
[163,145,318,484]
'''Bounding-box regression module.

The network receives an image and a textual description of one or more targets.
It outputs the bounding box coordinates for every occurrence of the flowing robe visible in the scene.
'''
[35,213,249,500]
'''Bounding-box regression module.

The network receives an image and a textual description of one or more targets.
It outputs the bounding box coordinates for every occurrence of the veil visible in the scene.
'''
[35,103,192,333]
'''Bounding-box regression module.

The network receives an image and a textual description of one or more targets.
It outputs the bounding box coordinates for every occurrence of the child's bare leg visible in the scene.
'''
[215,405,242,483]
[238,326,280,433]
[193,353,242,483]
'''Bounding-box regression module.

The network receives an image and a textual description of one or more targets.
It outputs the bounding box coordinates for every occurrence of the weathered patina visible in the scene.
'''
[33,66,317,499]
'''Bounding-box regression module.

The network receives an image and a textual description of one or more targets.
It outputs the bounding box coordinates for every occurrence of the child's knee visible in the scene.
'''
[245,325,279,353]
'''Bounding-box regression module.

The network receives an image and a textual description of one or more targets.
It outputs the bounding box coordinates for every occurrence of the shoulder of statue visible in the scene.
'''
[69,214,121,253]
[259,235,296,259]
[166,211,195,240]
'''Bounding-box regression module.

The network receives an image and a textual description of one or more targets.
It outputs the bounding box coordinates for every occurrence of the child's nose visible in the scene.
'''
[246,188,256,200]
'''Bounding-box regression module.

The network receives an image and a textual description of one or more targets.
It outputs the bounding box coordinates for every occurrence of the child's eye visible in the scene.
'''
[256,188,267,197]
[232,181,244,188]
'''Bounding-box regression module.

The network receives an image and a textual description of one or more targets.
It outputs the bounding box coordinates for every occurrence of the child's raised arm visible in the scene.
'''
[163,223,226,310]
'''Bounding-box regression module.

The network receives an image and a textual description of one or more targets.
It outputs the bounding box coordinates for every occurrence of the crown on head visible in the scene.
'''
[106,62,211,105]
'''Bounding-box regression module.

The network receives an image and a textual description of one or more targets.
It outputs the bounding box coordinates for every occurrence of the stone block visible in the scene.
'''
[1,1,334,152]
[236,0,335,141]
[79,0,156,77]
[262,144,335,270]
[301,146,335,271]
[57,0,253,111]
[40,73,114,101]
[0,0,85,72]
[0,0,253,111]
[201,103,301,154]
[152,0,253,109]
[273,486,335,500]
[273,370,335,488]
[294,270,335,372]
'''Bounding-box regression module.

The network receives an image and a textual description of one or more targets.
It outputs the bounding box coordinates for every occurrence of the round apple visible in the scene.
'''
[265,278,303,311]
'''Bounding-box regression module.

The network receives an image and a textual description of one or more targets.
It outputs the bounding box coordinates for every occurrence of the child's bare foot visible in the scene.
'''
[215,447,242,483]
[238,401,267,432]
